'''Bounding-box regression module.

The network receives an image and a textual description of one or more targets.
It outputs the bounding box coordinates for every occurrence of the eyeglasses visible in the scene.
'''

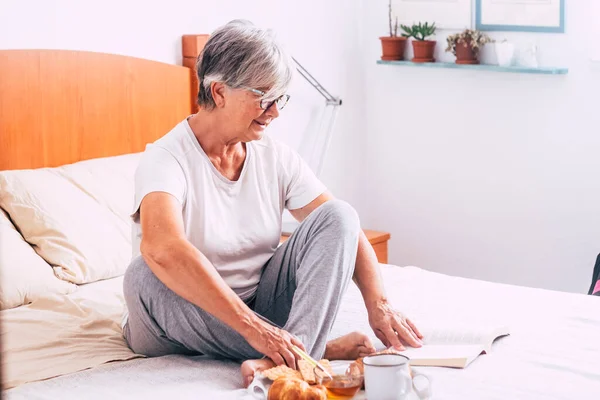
[243,87,291,110]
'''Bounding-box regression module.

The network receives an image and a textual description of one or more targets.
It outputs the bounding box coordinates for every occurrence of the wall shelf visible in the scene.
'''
[377,60,568,75]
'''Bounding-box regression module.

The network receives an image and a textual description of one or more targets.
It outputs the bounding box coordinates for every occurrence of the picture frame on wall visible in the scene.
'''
[393,0,472,30]
[476,0,565,33]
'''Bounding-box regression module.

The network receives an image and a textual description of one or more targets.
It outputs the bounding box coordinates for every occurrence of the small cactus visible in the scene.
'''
[400,22,437,41]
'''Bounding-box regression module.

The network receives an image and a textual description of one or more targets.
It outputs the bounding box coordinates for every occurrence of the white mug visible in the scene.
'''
[363,354,431,400]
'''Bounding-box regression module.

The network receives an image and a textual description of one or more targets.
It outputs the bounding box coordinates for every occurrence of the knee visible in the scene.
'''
[123,255,155,306]
[317,199,360,238]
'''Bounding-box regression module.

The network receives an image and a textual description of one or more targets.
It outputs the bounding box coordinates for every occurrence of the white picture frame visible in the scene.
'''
[392,0,472,30]
[476,0,565,33]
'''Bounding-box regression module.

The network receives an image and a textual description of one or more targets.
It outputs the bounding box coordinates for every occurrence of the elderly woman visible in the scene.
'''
[122,20,422,386]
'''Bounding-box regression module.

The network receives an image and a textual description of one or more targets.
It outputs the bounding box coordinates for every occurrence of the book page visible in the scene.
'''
[400,344,484,366]
[369,323,510,368]
[423,325,492,346]
[418,323,509,349]
[371,323,510,366]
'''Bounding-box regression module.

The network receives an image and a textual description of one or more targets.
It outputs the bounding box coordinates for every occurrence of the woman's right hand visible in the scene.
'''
[242,318,306,369]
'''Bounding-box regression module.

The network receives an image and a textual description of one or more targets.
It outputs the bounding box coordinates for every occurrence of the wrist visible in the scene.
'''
[365,296,389,314]
[237,310,264,339]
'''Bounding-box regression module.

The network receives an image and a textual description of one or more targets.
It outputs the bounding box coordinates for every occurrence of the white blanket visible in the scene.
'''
[6,265,600,399]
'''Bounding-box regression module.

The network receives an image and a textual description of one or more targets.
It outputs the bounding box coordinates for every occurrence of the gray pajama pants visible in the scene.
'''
[122,199,360,361]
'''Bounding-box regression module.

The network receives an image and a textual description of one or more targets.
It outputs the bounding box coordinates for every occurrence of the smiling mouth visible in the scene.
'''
[253,120,270,128]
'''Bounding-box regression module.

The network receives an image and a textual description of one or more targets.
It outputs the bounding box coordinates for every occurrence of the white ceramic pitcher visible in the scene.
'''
[495,41,515,67]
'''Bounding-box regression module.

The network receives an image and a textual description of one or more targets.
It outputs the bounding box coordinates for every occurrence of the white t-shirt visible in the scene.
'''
[131,118,326,300]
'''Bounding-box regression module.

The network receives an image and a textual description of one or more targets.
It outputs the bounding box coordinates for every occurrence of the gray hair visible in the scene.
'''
[196,20,295,110]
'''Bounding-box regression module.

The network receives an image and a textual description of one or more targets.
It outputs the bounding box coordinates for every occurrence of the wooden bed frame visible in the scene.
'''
[0,34,208,171]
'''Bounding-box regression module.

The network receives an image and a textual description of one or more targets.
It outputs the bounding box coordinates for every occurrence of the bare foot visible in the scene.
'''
[241,358,276,388]
[324,331,377,360]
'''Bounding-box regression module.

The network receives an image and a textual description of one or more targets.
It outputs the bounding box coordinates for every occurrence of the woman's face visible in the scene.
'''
[219,84,283,142]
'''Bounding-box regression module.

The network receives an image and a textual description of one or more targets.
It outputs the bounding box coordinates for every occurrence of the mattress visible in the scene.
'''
[5,265,600,399]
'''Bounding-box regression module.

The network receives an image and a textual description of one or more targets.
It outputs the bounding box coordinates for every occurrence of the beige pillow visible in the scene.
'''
[56,153,141,223]
[0,209,75,309]
[0,153,141,284]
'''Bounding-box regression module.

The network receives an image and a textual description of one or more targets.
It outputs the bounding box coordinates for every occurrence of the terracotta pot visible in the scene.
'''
[379,37,407,61]
[412,40,436,63]
[455,41,479,65]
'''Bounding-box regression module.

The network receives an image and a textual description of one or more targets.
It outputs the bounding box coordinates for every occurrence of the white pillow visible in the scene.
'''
[0,153,141,285]
[0,209,75,309]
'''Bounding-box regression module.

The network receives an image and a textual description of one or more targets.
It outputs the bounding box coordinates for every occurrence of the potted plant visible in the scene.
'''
[445,29,493,65]
[401,22,437,63]
[379,0,407,61]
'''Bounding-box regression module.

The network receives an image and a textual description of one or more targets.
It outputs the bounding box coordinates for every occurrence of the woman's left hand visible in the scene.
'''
[368,299,424,351]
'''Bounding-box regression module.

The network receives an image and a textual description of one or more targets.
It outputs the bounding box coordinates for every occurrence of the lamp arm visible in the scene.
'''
[315,105,341,177]
[291,56,343,180]
[293,57,342,106]
[280,60,342,235]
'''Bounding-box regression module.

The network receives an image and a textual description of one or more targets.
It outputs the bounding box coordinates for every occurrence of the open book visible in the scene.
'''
[377,323,510,368]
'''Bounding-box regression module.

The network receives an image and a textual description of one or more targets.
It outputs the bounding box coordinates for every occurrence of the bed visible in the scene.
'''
[2,39,600,400]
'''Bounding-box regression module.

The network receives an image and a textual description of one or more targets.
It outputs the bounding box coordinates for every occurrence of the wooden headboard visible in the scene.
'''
[0,34,209,171]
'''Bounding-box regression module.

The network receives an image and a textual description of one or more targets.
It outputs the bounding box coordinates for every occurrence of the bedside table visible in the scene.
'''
[280,229,391,264]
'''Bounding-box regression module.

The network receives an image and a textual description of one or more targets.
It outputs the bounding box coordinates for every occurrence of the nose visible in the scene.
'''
[264,102,280,119]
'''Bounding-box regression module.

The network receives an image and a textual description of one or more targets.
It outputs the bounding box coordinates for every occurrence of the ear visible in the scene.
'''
[211,82,227,108]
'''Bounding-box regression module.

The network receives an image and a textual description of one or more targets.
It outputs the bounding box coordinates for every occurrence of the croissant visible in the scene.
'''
[267,377,327,400]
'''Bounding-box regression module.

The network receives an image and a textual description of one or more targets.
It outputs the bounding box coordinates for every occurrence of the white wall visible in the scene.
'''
[362,0,600,293]
[2,0,598,294]
[0,0,367,214]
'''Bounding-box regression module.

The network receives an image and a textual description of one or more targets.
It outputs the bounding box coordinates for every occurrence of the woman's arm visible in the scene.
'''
[139,192,303,367]
[353,230,423,349]
[290,192,423,349]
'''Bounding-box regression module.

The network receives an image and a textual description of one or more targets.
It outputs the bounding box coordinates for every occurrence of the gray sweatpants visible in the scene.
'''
[122,199,360,361]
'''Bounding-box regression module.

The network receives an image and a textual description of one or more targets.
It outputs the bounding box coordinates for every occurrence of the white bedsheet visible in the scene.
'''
[6,265,600,399]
